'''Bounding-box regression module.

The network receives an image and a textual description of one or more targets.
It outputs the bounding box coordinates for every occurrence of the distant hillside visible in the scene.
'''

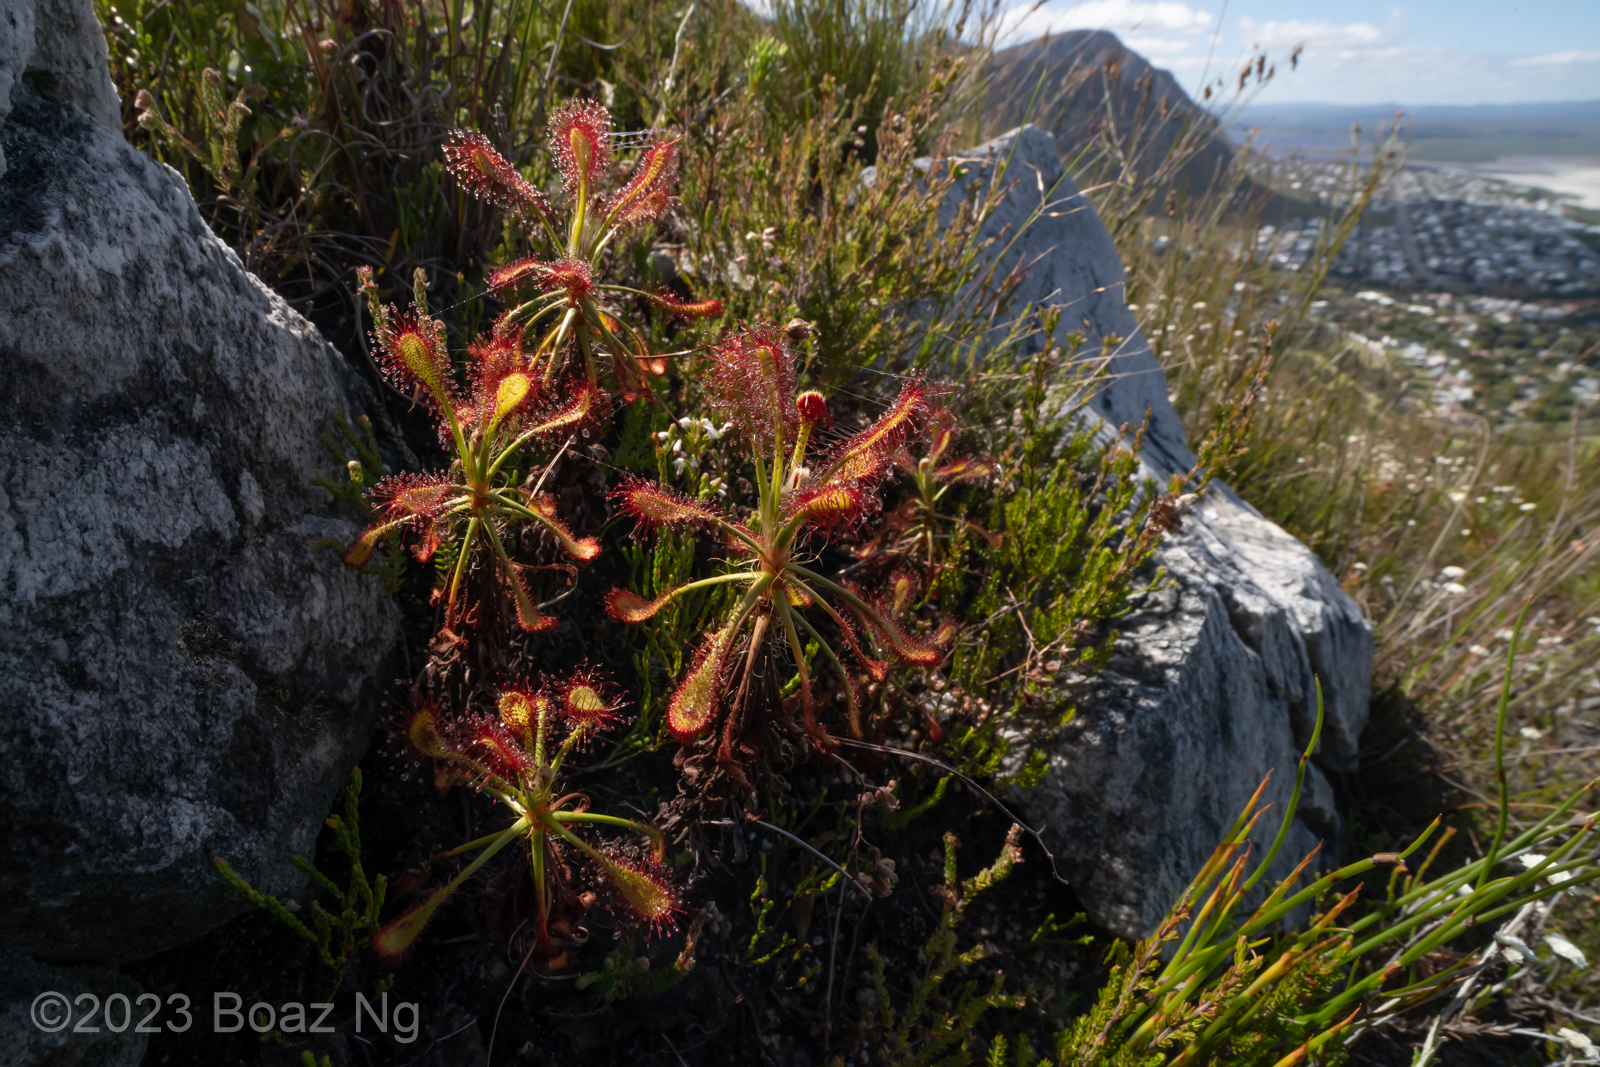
[987,30,1236,196]
[1230,100,1600,162]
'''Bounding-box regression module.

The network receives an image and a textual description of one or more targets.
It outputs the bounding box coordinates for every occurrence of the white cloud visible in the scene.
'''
[1236,17,1388,52]
[1003,1,1215,42]
[1511,49,1600,66]
[1122,35,1198,53]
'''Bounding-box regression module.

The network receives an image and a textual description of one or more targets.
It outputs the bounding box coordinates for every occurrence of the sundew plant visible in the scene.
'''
[343,268,603,639]
[452,101,722,395]
[378,667,681,970]
[606,325,947,785]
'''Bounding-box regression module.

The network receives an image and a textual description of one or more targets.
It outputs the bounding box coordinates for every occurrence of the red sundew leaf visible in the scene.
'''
[373,306,455,410]
[399,699,453,761]
[487,257,550,292]
[933,457,994,484]
[506,564,559,633]
[373,472,459,521]
[468,318,525,383]
[645,288,723,319]
[610,477,736,539]
[822,375,942,478]
[492,372,536,423]
[889,570,918,616]
[706,325,798,447]
[605,587,669,624]
[595,844,683,937]
[543,258,596,305]
[847,590,942,667]
[457,713,535,780]
[411,520,444,563]
[343,520,398,568]
[525,501,601,561]
[607,135,681,229]
[796,389,830,424]
[496,685,543,735]
[667,616,740,740]
[373,882,457,962]
[548,98,611,203]
[529,380,610,437]
[818,445,892,489]
[788,483,873,532]
[823,605,891,683]
[557,663,628,732]
[442,129,553,223]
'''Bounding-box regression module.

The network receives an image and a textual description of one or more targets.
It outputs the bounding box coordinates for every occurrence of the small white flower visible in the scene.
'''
[671,438,683,453]
[678,416,694,429]
[1191,301,1207,309]
[1519,853,1548,869]
[1352,561,1369,572]
[1448,490,1467,503]
[1544,933,1589,969]
[1519,726,1545,740]
[1469,644,1490,656]
[1557,1028,1596,1057]
[1127,304,1140,311]
[1441,565,1466,579]
[1494,931,1535,963]
[1496,628,1516,641]
[655,430,672,441]
[1443,582,1467,595]
[1520,502,1537,511]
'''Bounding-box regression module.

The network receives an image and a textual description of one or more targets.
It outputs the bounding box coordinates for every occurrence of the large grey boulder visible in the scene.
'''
[938,126,1372,939]
[0,0,394,996]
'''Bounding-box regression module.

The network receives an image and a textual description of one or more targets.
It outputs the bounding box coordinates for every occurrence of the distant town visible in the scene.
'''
[1246,157,1600,294]
[1235,155,1600,425]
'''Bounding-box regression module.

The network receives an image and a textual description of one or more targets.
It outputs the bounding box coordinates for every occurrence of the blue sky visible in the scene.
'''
[999,1,1600,105]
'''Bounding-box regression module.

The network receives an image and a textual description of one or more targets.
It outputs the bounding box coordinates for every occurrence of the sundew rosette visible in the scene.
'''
[603,324,949,790]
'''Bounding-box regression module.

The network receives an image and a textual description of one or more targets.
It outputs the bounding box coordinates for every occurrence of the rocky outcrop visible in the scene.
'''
[0,0,395,1000]
[988,31,1235,196]
[937,126,1372,938]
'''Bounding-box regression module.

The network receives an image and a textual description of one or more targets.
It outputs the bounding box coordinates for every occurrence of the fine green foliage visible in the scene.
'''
[675,49,1030,385]
[858,826,1029,1066]
[311,410,407,594]
[942,317,1185,723]
[212,768,386,992]
[1050,682,1599,1066]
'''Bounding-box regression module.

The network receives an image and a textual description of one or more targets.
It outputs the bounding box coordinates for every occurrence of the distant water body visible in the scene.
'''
[1434,158,1600,210]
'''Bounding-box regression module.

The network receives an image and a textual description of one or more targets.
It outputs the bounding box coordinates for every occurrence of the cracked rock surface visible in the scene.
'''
[933,126,1372,938]
[0,0,395,992]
